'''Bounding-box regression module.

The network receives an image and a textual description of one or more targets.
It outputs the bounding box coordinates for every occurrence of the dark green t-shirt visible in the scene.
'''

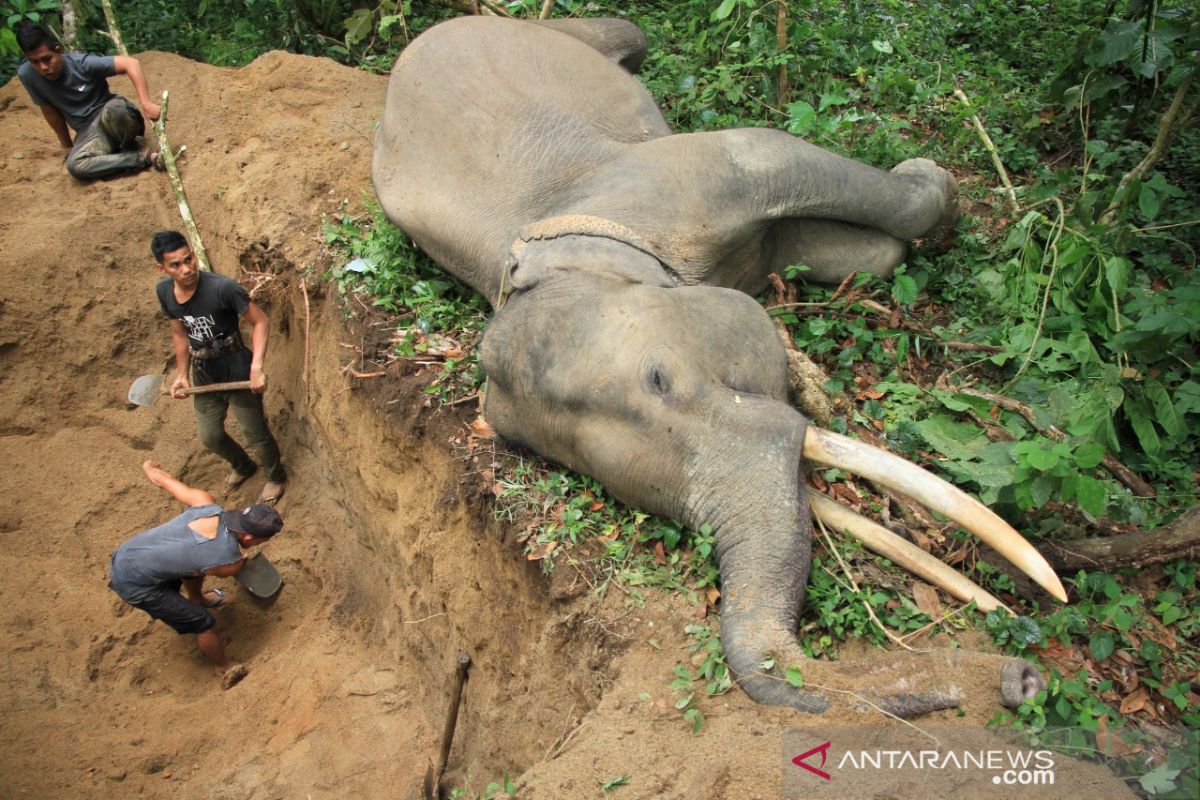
[18,53,116,131]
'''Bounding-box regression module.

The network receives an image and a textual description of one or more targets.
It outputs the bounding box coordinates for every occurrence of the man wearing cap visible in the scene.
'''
[108,460,284,689]
[15,21,164,179]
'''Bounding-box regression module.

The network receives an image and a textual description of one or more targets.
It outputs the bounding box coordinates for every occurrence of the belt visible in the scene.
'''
[190,332,244,360]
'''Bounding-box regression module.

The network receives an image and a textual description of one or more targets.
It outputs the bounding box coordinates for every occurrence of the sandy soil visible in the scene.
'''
[0,50,1133,799]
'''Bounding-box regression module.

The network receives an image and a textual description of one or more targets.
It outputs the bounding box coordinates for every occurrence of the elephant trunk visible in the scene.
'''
[687,399,1024,717]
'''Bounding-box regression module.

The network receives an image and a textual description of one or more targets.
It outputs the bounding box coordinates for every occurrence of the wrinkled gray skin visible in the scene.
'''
[374,16,1042,716]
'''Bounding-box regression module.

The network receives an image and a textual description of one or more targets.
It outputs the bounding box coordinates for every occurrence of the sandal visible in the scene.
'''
[202,588,227,608]
[256,481,286,505]
[225,465,258,488]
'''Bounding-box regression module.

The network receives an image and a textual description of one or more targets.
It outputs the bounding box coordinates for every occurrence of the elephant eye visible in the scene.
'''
[645,364,672,398]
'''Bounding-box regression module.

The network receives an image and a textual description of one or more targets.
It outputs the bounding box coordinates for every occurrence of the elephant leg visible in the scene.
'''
[535,18,648,73]
[767,218,906,284]
[613,129,956,242]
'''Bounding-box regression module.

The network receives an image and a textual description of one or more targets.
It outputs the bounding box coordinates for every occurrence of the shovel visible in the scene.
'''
[423,651,471,800]
[236,551,283,598]
[128,374,252,407]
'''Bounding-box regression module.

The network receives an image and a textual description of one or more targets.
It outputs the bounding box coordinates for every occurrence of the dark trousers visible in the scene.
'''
[193,388,286,483]
[65,96,146,180]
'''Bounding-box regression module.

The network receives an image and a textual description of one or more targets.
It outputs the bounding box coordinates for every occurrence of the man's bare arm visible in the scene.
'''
[244,302,270,393]
[39,105,73,149]
[112,55,160,120]
[142,460,215,507]
[168,319,191,397]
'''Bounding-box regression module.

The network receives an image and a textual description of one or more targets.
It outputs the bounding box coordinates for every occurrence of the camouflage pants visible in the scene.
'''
[65,96,147,180]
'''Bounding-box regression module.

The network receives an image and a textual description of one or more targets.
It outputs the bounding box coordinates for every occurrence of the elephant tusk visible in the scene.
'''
[806,489,1010,614]
[803,428,1068,603]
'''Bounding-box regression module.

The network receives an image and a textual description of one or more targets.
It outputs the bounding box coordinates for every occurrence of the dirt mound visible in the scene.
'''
[0,50,1131,799]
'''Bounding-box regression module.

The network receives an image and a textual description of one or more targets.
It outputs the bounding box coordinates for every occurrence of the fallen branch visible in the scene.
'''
[348,369,386,379]
[1039,505,1200,572]
[954,386,1156,497]
[1100,57,1198,224]
[954,87,1020,214]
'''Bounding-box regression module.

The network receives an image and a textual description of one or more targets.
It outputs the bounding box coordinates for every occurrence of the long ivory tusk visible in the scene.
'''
[806,489,1010,614]
[803,427,1067,602]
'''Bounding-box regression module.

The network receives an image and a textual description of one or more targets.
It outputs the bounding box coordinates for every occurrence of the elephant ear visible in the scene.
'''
[501,216,677,303]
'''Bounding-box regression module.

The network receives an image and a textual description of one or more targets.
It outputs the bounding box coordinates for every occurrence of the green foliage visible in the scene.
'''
[668,622,733,734]
[323,199,487,402]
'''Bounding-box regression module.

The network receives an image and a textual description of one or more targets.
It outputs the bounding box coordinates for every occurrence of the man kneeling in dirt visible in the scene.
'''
[109,460,283,689]
[16,21,164,179]
[153,230,287,505]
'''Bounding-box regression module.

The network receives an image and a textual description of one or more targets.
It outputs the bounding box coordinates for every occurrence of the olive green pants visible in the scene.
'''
[193,389,286,483]
[65,96,147,180]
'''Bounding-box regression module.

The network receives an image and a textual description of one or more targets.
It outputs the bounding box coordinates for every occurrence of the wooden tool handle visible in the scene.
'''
[178,380,254,396]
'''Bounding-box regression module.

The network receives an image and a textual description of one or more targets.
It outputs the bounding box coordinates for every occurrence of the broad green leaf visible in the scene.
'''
[1088,20,1139,66]
[1024,446,1060,471]
[1104,256,1130,297]
[892,274,918,305]
[343,8,374,46]
[712,0,737,21]
[786,664,805,688]
[1126,396,1162,456]
[1075,475,1107,518]
[1145,380,1183,437]
[1089,630,1115,662]
[872,39,893,54]
[818,91,850,112]
[1138,187,1160,220]
[786,101,817,136]
[1073,443,1106,470]
[1009,616,1044,646]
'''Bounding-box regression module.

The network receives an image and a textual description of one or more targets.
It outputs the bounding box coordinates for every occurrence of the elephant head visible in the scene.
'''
[481,232,1062,716]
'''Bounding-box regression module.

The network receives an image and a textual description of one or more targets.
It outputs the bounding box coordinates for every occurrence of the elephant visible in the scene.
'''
[373,15,1065,716]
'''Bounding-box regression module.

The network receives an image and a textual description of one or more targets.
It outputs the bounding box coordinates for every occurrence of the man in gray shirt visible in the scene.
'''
[109,460,284,689]
[16,21,163,179]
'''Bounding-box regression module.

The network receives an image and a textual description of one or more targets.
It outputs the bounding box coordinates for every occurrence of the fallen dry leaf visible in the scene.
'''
[705,587,721,606]
[589,501,605,512]
[912,582,941,618]
[469,417,496,438]
[526,540,557,561]
[1119,687,1150,715]
[654,541,668,566]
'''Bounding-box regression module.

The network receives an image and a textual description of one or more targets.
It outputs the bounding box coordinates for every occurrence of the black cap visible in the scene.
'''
[221,503,284,539]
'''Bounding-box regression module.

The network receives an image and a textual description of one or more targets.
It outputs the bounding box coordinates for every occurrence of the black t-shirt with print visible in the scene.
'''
[156,272,252,385]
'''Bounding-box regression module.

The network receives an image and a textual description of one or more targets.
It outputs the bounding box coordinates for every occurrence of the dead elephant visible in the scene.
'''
[373,16,1065,716]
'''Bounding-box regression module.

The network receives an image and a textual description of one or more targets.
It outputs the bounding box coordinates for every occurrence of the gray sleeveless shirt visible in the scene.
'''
[109,504,243,602]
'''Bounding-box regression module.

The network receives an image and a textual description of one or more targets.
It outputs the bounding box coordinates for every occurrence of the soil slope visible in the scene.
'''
[0,50,1131,800]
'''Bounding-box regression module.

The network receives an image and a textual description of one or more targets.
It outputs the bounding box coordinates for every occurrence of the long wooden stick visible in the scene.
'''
[100,0,211,272]
[954,88,1019,214]
[98,0,126,53]
[538,0,556,19]
[154,91,211,272]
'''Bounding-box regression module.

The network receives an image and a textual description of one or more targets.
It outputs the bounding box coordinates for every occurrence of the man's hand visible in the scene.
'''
[170,375,190,399]
[142,101,161,122]
[249,365,267,394]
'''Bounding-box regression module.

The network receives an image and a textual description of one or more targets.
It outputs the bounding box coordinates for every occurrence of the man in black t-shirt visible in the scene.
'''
[153,230,286,504]
[16,21,163,180]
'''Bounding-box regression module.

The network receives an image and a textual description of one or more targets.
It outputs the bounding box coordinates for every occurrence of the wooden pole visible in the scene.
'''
[776,1,789,104]
[100,0,211,271]
[154,91,212,272]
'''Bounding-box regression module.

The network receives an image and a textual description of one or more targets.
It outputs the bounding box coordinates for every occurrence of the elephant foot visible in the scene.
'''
[890,158,959,238]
